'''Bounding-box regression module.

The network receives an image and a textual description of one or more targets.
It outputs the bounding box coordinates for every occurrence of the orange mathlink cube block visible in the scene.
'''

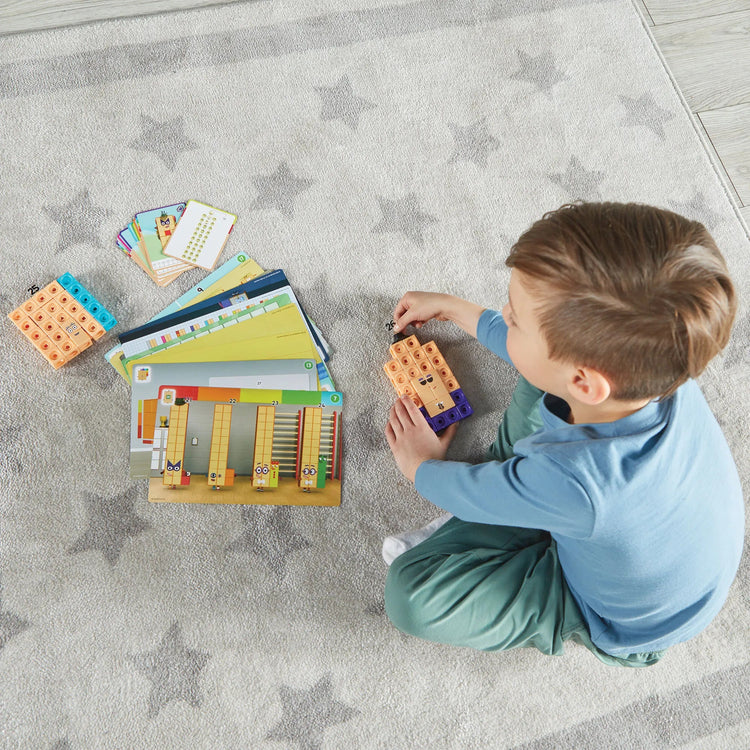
[33,336,67,369]
[7,273,114,369]
[82,318,105,340]
[385,333,473,433]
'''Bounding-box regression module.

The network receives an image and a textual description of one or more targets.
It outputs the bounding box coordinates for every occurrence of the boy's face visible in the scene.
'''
[502,270,571,398]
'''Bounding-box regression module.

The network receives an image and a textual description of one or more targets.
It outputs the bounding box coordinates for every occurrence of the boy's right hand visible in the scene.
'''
[393,292,456,333]
[393,292,485,339]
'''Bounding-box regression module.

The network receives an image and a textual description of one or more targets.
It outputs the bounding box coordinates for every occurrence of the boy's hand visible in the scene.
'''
[385,395,458,483]
[393,292,455,333]
[393,291,485,339]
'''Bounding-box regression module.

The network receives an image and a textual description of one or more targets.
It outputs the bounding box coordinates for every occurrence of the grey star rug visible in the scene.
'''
[1,1,748,748]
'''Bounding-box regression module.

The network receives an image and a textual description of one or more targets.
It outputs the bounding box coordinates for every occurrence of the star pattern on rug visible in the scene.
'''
[266,674,360,750]
[293,273,382,329]
[129,115,199,171]
[314,75,376,131]
[0,582,31,652]
[670,190,724,230]
[67,486,150,566]
[43,189,112,253]
[129,622,210,719]
[618,93,675,140]
[510,50,569,96]
[226,506,312,579]
[547,156,605,200]
[250,161,315,218]
[483,231,518,273]
[447,117,500,168]
[372,193,438,246]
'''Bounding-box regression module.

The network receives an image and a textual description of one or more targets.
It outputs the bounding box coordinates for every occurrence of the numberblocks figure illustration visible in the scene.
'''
[384,333,473,432]
[140,387,343,506]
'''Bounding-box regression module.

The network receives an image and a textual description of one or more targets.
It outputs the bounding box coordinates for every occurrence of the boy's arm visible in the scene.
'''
[415,457,595,539]
[441,296,486,339]
[393,292,485,339]
[386,394,591,538]
[393,292,514,365]
[476,308,512,365]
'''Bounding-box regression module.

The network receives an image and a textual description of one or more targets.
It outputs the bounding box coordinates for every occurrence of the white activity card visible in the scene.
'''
[163,200,237,270]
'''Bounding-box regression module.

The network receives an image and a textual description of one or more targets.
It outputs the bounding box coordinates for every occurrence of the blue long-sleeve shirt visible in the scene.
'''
[415,309,744,656]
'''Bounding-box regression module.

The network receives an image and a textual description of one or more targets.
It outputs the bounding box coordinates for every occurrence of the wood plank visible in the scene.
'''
[644,1,750,25]
[0,0,252,36]
[651,10,750,111]
[632,0,654,26]
[695,114,744,208]
[699,104,750,205]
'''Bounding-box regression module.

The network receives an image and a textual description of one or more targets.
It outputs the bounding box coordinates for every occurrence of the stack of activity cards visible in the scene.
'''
[112,256,342,508]
[117,201,237,286]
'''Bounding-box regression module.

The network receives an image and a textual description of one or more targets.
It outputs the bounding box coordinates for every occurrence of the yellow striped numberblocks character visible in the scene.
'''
[298,407,322,491]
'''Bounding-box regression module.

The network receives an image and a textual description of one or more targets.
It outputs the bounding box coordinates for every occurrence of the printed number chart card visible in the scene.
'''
[124,306,329,390]
[164,200,237,270]
[129,359,321,478]
[117,223,154,280]
[104,253,265,383]
[161,253,264,316]
[140,386,343,507]
[134,203,193,284]
[117,269,334,390]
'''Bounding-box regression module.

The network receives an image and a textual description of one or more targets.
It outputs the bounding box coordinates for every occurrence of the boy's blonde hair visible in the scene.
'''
[506,202,736,400]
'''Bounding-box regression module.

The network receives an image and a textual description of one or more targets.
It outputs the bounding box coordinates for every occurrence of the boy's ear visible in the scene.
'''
[567,367,611,405]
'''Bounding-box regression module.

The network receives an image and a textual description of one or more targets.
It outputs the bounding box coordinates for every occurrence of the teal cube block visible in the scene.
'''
[57,272,78,291]
[95,309,117,331]
[56,272,116,331]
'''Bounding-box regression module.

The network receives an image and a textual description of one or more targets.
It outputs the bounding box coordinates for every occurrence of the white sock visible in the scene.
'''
[382,512,454,566]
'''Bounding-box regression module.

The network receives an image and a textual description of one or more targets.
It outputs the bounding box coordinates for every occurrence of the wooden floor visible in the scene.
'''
[635,0,750,227]
[1,0,748,228]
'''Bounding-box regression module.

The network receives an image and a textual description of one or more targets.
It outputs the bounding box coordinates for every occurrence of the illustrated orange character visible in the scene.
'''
[298,408,322,492]
[252,406,276,490]
[155,212,178,249]
[300,463,317,491]
[253,462,271,488]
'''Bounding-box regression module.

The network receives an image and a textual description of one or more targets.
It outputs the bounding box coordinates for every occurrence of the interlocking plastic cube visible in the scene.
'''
[384,333,473,432]
[7,273,117,369]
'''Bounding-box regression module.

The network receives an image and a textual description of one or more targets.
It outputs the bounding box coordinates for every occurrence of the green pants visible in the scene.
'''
[385,376,664,667]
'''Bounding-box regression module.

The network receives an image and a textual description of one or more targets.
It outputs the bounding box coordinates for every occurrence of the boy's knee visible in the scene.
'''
[384,559,417,636]
[384,554,432,639]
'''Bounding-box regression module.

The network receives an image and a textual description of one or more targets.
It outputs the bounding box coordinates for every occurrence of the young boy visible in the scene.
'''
[383,202,744,667]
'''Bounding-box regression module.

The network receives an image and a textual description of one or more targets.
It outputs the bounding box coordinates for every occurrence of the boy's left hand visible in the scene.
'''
[385,395,458,483]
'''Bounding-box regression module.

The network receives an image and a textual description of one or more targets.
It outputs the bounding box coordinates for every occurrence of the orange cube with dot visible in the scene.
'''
[384,332,473,433]
[7,273,117,369]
